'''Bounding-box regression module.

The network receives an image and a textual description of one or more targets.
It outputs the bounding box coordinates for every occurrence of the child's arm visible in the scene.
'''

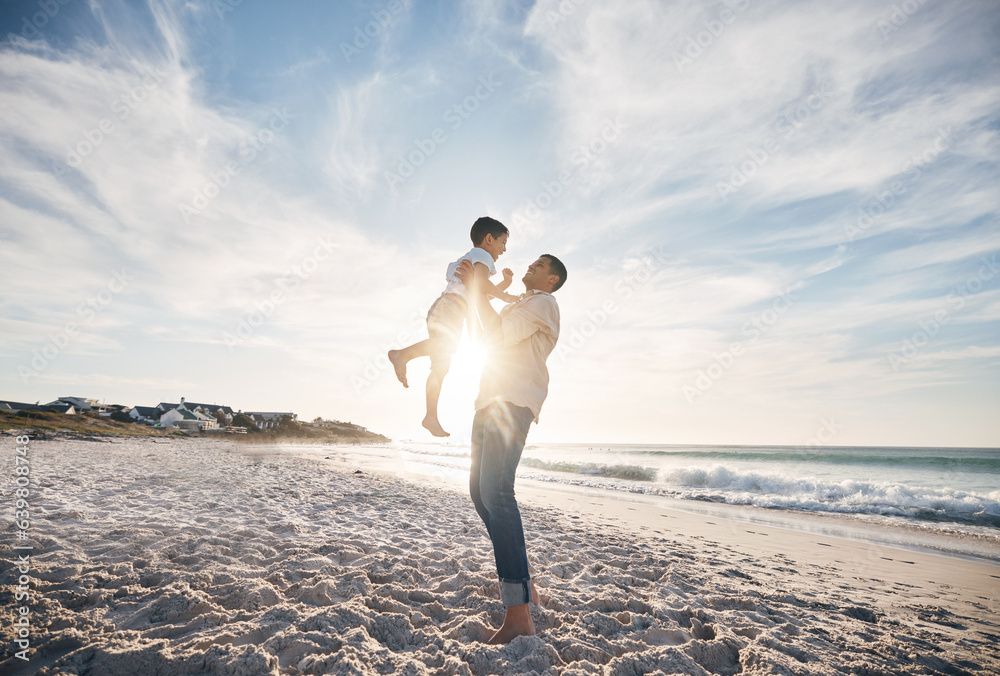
[473,262,518,303]
[496,268,514,292]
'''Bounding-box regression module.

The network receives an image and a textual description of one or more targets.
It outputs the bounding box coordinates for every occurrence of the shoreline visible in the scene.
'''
[302,441,1000,564]
[519,478,1000,565]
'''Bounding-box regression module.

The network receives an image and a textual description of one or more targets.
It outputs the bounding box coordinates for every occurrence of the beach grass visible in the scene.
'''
[227,421,391,445]
[0,410,390,444]
[0,409,175,437]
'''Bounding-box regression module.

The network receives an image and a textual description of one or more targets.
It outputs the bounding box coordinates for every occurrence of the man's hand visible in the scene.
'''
[455,259,502,339]
[502,268,513,285]
[454,259,476,288]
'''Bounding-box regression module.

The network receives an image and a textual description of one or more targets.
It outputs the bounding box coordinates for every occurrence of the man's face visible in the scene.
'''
[522,257,554,291]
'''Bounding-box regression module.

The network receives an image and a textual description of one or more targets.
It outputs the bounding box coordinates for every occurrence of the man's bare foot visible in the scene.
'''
[388,350,408,388]
[486,604,535,644]
[421,416,450,437]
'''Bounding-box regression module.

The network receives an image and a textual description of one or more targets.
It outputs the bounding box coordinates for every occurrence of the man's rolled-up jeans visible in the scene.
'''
[469,400,534,607]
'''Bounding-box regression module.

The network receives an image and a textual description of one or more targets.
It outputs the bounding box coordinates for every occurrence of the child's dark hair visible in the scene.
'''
[470,217,509,246]
[542,254,567,292]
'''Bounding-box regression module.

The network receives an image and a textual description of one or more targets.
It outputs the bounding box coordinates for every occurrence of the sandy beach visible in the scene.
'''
[2,436,998,675]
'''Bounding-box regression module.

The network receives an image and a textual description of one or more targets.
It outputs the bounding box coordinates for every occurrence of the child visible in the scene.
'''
[389,217,518,437]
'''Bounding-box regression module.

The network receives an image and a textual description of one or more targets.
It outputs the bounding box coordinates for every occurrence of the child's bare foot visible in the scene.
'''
[388,350,407,388]
[421,416,450,437]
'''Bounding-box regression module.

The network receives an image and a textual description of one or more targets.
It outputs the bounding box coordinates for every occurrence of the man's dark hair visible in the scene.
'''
[541,254,567,292]
[470,216,509,246]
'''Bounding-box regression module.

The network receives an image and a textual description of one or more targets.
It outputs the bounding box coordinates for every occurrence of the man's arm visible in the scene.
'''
[466,302,484,342]
[457,261,555,348]
[456,260,503,341]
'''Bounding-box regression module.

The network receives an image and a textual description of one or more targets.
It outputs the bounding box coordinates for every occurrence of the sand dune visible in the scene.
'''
[2,436,997,675]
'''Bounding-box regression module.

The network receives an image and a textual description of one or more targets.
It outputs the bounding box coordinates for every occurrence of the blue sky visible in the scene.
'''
[1,0,997,446]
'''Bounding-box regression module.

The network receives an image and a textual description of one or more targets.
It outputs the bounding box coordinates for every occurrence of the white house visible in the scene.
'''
[159,407,217,430]
[157,398,233,425]
[47,396,102,412]
[157,398,218,430]
[187,403,234,423]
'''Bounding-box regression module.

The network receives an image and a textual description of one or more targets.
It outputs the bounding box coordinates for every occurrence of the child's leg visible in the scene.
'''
[391,294,462,388]
[388,338,441,388]
[421,364,451,437]
[393,293,463,436]
[421,353,451,437]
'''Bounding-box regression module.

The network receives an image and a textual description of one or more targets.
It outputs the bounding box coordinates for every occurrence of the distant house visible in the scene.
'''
[156,397,218,431]
[244,411,297,430]
[159,407,217,431]
[157,398,233,424]
[0,400,35,412]
[155,399,182,413]
[46,396,105,413]
[128,406,160,425]
[188,403,234,423]
[0,400,77,415]
[240,413,284,430]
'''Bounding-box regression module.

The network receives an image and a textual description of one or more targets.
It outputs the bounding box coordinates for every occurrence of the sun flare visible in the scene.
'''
[436,336,488,424]
[447,338,488,390]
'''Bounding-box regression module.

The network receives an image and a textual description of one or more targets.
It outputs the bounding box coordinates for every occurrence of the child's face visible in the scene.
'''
[483,233,508,261]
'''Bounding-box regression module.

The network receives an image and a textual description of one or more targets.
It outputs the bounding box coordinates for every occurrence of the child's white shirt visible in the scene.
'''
[442,247,496,302]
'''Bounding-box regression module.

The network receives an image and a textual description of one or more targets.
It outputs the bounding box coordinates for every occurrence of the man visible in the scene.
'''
[455,253,567,644]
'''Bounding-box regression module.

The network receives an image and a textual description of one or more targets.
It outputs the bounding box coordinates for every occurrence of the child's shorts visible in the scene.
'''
[426,292,467,371]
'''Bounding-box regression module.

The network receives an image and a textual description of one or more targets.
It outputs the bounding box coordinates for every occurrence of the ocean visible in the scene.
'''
[320,441,1000,546]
